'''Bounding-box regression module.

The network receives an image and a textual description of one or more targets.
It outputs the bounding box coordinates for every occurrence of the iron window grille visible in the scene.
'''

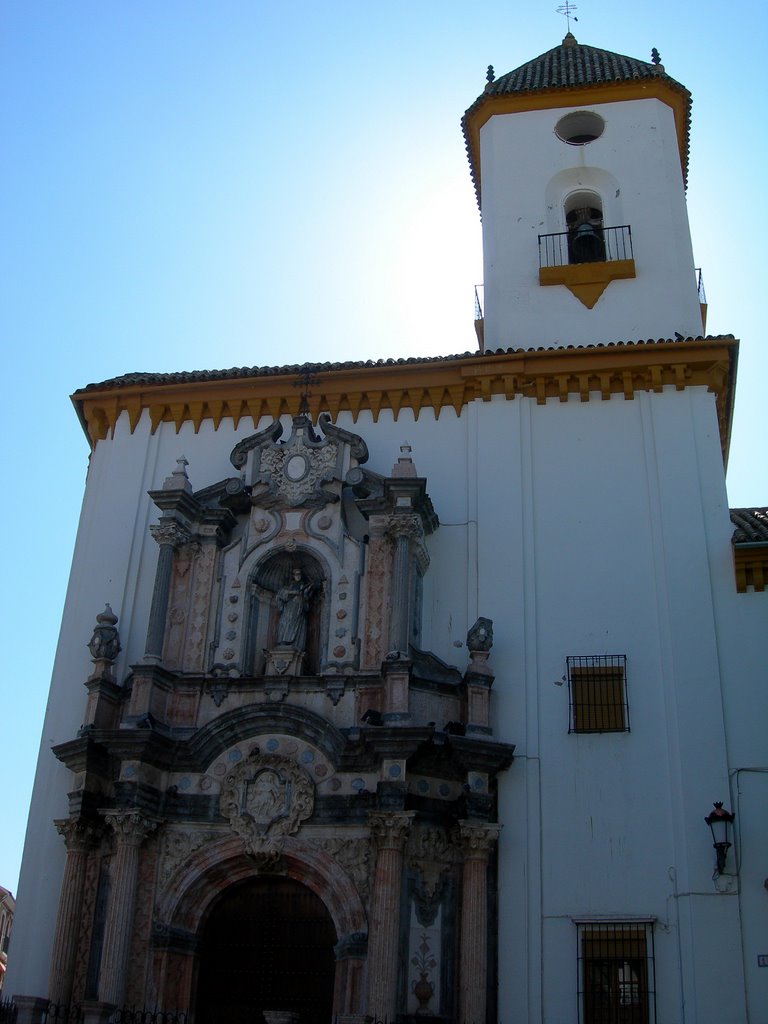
[577,921,656,1024]
[568,655,629,733]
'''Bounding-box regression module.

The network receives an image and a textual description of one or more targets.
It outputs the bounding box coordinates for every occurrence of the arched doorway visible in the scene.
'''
[195,876,338,1024]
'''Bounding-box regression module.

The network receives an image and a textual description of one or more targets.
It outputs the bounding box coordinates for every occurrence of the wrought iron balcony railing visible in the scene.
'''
[538,224,633,269]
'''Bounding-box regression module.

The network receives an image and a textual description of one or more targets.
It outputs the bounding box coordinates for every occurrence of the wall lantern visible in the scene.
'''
[704,802,735,875]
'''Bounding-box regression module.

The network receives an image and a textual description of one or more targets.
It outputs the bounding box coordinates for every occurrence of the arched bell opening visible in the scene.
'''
[244,548,328,676]
[565,189,605,264]
[195,875,338,1024]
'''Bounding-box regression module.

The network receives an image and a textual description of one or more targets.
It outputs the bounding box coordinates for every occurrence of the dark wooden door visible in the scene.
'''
[195,877,337,1024]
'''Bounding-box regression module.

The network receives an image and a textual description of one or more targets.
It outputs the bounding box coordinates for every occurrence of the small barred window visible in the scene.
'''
[577,921,656,1024]
[568,655,629,733]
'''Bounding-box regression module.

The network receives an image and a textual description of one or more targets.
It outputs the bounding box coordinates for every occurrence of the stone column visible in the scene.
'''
[386,514,422,655]
[332,931,368,1018]
[145,521,190,661]
[97,810,157,1007]
[366,811,415,1020]
[458,822,501,1024]
[48,818,99,1004]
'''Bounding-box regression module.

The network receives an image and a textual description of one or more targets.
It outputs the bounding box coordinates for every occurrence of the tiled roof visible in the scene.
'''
[730,508,768,545]
[76,336,731,395]
[483,34,686,96]
[461,34,692,204]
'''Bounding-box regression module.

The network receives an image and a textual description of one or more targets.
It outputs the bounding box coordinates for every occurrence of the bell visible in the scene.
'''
[570,222,605,263]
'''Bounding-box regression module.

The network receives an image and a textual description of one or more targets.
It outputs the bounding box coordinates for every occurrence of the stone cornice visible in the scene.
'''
[72,338,738,462]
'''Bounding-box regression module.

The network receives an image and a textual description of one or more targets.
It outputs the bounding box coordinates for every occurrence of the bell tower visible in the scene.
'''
[463,34,705,350]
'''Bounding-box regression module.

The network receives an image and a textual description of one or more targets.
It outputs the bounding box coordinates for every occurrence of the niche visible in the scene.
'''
[245,550,326,676]
[565,190,605,264]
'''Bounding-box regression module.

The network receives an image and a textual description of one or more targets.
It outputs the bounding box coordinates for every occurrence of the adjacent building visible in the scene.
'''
[8,33,767,1024]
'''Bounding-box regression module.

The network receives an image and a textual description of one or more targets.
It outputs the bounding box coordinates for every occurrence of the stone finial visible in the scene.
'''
[162,455,192,492]
[486,64,495,83]
[651,47,661,65]
[467,617,493,653]
[392,442,417,479]
[87,604,121,674]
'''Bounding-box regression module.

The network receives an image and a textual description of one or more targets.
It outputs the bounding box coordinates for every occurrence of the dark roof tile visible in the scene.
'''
[730,508,768,544]
[75,336,734,396]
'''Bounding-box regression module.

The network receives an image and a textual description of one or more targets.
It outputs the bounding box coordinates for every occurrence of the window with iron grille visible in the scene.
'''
[568,655,629,733]
[577,921,656,1024]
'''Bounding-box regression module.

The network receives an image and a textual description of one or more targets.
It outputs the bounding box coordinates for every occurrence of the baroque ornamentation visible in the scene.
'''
[457,821,501,860]
[150,520,192,548]
[309,836,372,903]
[258,436,338,508]
[87,605,121,664]
[103,809,158,847]
[408,826,458,926]
[220,751,314,853]
[369,811,415,852]
[467,616,494,653]
[386,513,424,543]
[158,828,219,889]
[55,817,101,853]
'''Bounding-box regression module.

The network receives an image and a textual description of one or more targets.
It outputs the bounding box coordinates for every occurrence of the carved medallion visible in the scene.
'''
[220,752,314,850]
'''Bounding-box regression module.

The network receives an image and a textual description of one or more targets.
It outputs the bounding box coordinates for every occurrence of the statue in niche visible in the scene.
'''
[276,569,316,652]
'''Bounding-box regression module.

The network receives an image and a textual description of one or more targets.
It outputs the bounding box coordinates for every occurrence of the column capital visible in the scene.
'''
[54,817,101,853]
[369,810,416,851]
[385,513,423,542]
[101,809,158,847]
[150,520,192,548]
[458,820,501,860]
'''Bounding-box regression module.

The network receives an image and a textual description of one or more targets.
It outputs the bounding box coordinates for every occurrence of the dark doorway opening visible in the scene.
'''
[195,876,337,1024]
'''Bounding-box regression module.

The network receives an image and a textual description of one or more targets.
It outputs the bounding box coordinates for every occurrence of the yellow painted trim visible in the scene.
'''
[73,338,737,463]
[734,546,768,593]
[464,79,689,202]
[539,259,636,308]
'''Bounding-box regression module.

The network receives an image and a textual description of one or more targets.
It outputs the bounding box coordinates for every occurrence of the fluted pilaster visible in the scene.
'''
[97,811,157,1006]
[366,811,415,1018]
[48,818,100,1004]
[458,821,500,1024]
[145,521,190,660]
[386,515,422,654]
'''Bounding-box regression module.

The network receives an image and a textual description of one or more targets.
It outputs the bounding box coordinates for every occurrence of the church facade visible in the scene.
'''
[8,35,767,1024]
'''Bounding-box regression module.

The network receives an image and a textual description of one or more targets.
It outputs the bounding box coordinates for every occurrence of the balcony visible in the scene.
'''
[538,224,636,308]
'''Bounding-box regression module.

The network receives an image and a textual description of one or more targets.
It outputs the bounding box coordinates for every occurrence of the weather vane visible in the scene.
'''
[556,1,579,32]
[292,367,323,417]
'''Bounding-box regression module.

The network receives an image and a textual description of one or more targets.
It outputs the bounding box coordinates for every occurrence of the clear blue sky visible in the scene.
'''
[1,1,765,894]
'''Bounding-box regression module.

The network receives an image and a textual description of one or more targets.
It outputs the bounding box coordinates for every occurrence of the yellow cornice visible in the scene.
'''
[539,258,637,308]
[733,546,768,593]
[73,338,738,462]
[464,80,690,203]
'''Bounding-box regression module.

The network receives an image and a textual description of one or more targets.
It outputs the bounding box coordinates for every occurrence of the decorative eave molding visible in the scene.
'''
[733,545,768,593]
[462,78,690,208]
[72,337,738,462]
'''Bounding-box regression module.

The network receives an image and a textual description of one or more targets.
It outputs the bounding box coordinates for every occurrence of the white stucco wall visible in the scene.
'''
[480,97,704,349]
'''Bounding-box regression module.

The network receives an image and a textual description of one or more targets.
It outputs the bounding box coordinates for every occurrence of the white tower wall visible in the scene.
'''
[480,98,704,348]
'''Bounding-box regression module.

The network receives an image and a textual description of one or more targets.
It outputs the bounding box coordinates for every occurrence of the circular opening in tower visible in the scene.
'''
[555,110,605,145]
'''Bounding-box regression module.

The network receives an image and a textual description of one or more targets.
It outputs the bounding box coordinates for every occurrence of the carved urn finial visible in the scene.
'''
[465,616,494,683]
[87,604,121,679]
[467,616,493,654]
